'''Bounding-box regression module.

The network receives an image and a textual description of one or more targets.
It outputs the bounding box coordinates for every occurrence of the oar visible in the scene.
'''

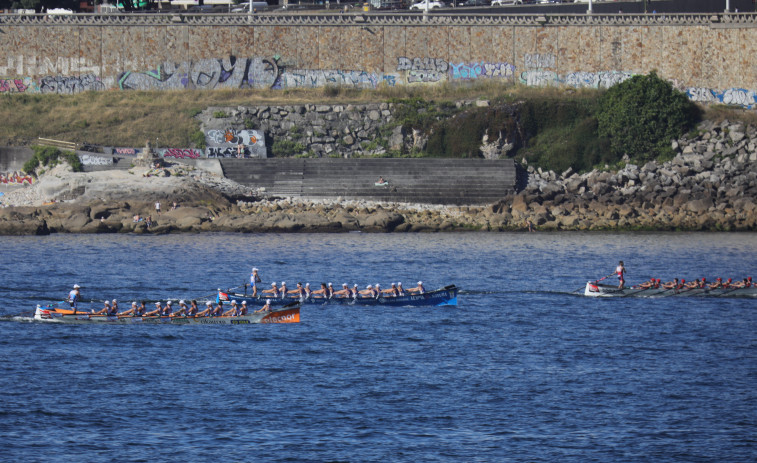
[715,285,745,297]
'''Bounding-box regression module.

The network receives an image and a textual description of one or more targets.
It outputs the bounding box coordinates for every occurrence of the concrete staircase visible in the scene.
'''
[219,158,516,205]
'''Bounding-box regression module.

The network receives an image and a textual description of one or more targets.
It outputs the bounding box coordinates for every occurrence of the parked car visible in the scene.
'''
[231,2,269,12]
[410,0,445,9]
[491,0,522,5]
[464,0,490,5]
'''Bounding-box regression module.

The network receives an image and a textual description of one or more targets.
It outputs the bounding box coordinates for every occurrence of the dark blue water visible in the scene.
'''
[1,232,755,462]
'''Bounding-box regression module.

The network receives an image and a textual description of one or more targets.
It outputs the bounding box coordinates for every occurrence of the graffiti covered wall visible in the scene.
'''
[0,16,756,107]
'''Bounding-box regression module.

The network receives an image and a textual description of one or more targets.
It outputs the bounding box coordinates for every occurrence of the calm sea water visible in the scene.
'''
[0,232,755,462]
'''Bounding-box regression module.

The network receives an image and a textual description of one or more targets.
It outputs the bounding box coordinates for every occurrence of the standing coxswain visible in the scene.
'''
[250,267,262,296]
[615,261,626,289]
[68,284,82,314]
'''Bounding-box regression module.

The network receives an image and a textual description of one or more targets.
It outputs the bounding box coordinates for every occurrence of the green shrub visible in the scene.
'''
[213,110,229,118]
[271,139,305,157]
[597,71,700,162]
[244,118,257,129]
[23,145,82,175]
[190,130,206,149]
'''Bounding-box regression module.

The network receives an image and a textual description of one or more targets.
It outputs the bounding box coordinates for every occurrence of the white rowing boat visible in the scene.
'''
[584,282,757,298]
[31,303,300,324]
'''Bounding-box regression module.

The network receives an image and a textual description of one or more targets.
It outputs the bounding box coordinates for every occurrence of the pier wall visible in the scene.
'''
[0,13,756,106]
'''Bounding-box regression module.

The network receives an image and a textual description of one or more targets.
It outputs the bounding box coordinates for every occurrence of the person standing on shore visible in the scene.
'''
[155,201,161,215]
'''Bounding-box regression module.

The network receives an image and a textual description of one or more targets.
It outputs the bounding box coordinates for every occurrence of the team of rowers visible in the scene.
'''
[631,276,754,291]
[247,267,426,300]
[611,262,753,291]
[66,284,275,317]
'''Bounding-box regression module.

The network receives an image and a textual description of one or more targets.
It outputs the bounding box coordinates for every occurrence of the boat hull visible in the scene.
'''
[33,304,300,324]
[221,285,458,308]
[584,282,757,298]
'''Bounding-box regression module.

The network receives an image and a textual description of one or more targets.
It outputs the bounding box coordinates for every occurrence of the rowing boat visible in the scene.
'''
[31,303,300,324]
[584,282,757,298]
[219,285,459,307]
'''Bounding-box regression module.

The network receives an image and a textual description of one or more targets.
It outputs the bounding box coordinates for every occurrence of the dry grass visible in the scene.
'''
[0,83,752,148]
[703,105,757,127]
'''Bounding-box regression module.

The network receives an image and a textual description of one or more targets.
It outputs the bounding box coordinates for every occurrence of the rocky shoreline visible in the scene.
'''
[0,120,755,235]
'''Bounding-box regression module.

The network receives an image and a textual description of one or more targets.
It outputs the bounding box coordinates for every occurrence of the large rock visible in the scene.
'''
[686,198,714,213]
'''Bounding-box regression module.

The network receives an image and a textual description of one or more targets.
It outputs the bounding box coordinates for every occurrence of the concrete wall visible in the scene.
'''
[0,147,33,172]
[220,158,517,205]
[0,13,756,107]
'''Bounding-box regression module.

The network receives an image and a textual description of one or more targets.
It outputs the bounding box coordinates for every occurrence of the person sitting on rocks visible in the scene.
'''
[375,176,389,186]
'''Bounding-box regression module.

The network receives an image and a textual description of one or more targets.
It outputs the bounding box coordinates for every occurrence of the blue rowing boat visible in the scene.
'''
[218,285,458,307]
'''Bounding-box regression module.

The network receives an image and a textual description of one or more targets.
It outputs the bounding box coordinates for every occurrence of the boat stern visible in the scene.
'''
[584,282,601,297]
[34,305,52,320]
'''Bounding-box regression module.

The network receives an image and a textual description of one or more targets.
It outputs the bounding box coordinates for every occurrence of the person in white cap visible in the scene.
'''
[144,301,163,317]
[250,267,262,296]
[119,301,139,317]
[239,300,248,316]
[110,299,119,314]
[255,298,272,313]
[196,301,213,317]
[304,283,312,298]
[407,281,426,294]
[359,285,374,298]
[92,300,111,315]
[351,284,359,299]
[279,282,288,299]
[162,300,173,316]
[333,283,351,298]
[397,282,405,296]
[172,300,189,317]
[223,300,239,317]
[262,282,280,298]
[68,284,82,313]
[389,283,400,297]
[287,282,306,300]
[374,284,381,298]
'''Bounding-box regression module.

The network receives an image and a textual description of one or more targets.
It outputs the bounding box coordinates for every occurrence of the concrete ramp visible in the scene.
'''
[219,158,516,205]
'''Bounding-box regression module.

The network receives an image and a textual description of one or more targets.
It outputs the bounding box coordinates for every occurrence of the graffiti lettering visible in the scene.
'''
[78,154,113,166]
[397,57,448,73]
[39,75,104,94]
[722,88,755,107]
[524,53,555,69]
[118,56,283,91]
[112,147,140,156]
[0,55,100,76]
[0,77,37,93]
[205,129,266,158]
[0,172,33,184]
[407,70,444,83]
[686,87,719,104]
[449,61,515,80]
[160,148,201,159]
[520,70,559,87]
[281,69,380,89]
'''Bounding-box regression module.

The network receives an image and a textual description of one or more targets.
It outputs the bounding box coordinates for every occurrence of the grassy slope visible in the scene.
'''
[3,82,755,163]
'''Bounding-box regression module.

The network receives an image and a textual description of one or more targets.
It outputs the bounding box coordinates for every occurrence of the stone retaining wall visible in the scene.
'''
[0,13,756,107]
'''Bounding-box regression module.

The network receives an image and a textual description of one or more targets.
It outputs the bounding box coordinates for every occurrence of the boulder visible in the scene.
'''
[686,198,714,213]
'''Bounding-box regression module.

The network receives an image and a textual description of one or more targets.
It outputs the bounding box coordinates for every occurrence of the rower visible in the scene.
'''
[304,283,312,299]
[708,277,723,289]
[93,300,112,315]
[311,283,329,298]
[327,283,335,298]
[255,299,272,313]
[223,300,239,317]
[662,278,679,290]
[407,281,425,294]
[351,284,359,299]
[279,282,288,299]
[724,278,733,289]
[144,302,163,317]
[173,300,189,317]
[615,261,626,289]
[732,278,750,288]
[239,301,248,316]
[289,282,306,300]
[333,283,351,298]
[389,283,400,296]
[373,284,381,298]
[196,301,213,317]
[637,278,655,289]
[699,278,707,289]
[162,301,173,316]
[685,279,700,289]
[262,282,280,298]
[397,282,405,296]
[187,300,199,316]
[119,301,139,317]
[359,285,373,298]
[68,284,82,314]
[211,301,223,317]
[250,267,261,296]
